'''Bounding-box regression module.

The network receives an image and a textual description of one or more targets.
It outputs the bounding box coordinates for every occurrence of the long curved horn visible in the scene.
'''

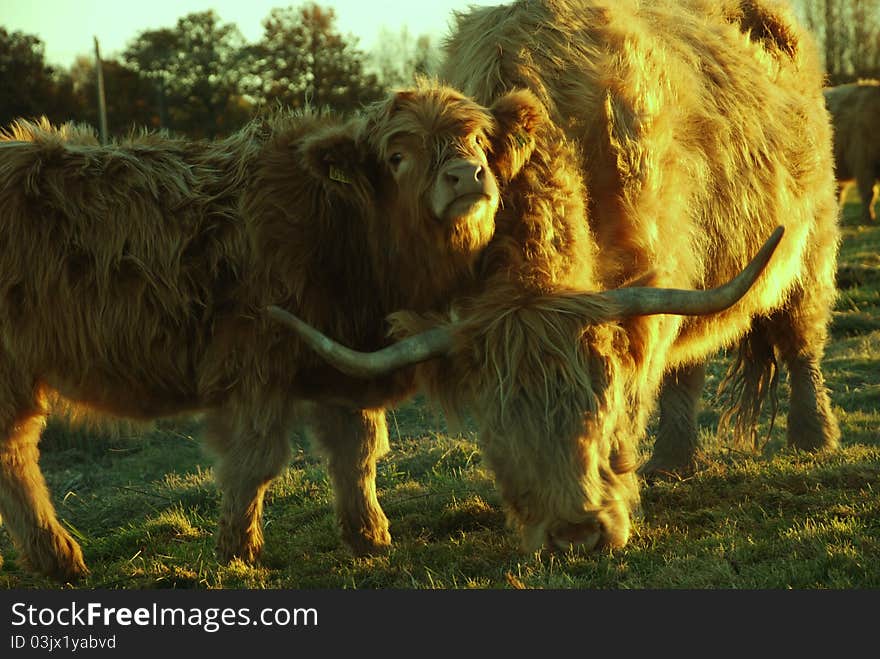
[265,306,453,379]
[268,226,783,378]
[598,225,784,317]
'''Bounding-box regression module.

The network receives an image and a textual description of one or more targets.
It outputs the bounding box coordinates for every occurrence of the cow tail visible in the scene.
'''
[716,320,780,450]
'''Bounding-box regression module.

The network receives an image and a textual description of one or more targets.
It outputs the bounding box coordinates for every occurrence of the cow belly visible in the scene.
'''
[43,373,201,420]
[0,309,205,420]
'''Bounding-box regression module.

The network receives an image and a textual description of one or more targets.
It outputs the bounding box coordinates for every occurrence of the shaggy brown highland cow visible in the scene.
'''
[273,0,841,554]
[0,89,541,581]
[824,79,880,223]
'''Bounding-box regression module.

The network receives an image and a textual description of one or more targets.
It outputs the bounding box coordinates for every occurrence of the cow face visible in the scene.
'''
[293,87,544,312]
[382,299,641,557]
[364,85,543,260]
[383,113,497,226]
[464,308,639,556]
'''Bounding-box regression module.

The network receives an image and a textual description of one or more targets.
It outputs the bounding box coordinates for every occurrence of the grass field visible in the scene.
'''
[1,202,877,590]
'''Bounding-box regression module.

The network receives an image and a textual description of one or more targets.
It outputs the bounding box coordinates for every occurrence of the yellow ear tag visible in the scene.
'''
[329,165,352,184]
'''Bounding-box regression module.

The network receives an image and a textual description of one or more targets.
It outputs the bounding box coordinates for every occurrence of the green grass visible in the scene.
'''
[1,204,878,590]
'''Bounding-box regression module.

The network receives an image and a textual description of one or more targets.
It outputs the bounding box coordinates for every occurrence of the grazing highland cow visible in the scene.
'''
[273,0,841,554]
[0,90,542,581]
[824,79,880,223]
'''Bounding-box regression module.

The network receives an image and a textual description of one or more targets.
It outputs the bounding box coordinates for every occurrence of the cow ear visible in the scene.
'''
[488,89,545,182]
[300,120,368,194]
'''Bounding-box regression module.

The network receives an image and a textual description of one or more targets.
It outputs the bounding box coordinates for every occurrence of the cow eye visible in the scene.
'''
[388,152,404,168]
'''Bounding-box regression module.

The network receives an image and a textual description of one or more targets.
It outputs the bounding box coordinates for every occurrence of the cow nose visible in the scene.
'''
[445,162,485,195]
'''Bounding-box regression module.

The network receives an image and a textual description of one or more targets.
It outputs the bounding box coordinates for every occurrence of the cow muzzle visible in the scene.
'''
[431,157,499,221]
[534,499,632,554]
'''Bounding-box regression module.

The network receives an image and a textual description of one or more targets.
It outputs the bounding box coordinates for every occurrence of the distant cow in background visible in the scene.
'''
[824,79,880,223]
[275,0,842,555]
[0,91,540,581]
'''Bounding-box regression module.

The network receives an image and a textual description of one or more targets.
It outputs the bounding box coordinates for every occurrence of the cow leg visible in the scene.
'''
[304,404,391,555]
[766,287,841,452]
[874,181,880,222]
[204,405,292,564]
[0,367,87,581]
[855,172,878,223]
[836,181,849,210]
[641,362,706,477]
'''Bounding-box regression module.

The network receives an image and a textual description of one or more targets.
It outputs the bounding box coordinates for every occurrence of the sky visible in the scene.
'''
[2,0,502,68]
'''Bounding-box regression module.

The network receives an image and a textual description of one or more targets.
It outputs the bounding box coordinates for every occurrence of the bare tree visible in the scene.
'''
[369,26,440,87]
[794,0,880,83]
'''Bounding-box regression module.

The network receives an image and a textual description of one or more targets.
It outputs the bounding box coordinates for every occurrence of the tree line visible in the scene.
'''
[0,2,437,139]
[1,0,878,139]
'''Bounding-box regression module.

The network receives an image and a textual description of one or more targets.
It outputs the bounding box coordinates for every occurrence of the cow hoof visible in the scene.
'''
[786,429,839,453]
[23,530,89,583]
[217,544,262,565]
[344,528,392,557]
[638,455,697,482]
[216,531,263,565]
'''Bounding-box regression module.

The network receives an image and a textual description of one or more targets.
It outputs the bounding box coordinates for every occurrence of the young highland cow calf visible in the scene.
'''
[0,89,541,581]
[274,0,842,555]
[824,79,880,224]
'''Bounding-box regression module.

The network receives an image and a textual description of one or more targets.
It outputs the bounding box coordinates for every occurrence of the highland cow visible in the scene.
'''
[273,0,841,554]
[824,79,880,223]
[0,90,541,581]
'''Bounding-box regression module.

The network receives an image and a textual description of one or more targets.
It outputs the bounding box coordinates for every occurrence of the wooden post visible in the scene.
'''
[94,36,109,144]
